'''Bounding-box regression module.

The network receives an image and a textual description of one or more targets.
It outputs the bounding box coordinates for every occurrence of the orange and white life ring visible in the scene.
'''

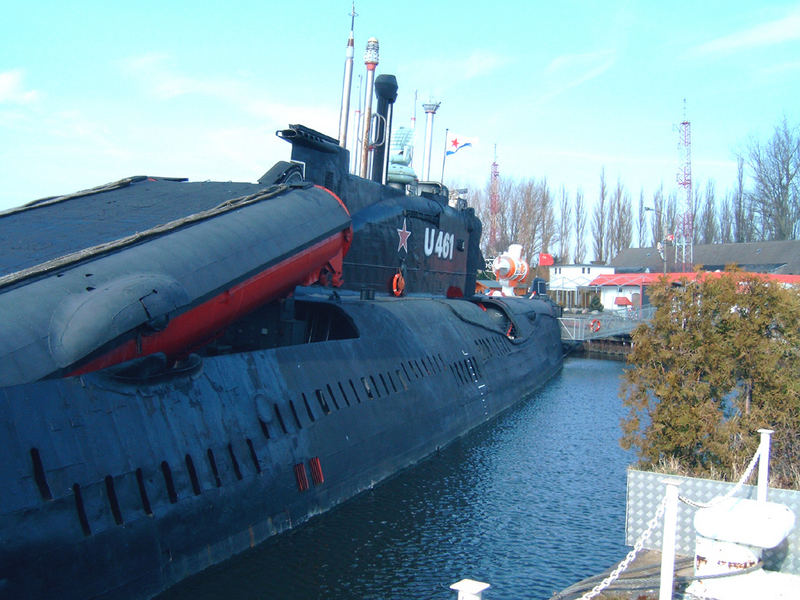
[392,273,405,297]
[590,319,601,333]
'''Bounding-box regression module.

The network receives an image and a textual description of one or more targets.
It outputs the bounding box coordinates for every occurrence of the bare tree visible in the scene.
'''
[620,189,633,252]
[688,183,701,246]
[606,177,632,260]
[732,157,751,243]
[637,189,647,248]
[557,185,571,263]
[650,184,665,246]
[744,117,800,240]
[504,179,524,251]
[493,178,518,254]
[490,177,558,264]
[665,191,679,239]
[574,188,587,263]
[537,178,557,254]
[515,179,538,258]
[719,192,733,243]
[592,168,608,262]
[469,182,492,256]
[698,180,718,244]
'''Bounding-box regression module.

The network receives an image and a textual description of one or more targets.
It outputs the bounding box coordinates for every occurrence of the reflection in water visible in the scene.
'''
[159,358,632,599]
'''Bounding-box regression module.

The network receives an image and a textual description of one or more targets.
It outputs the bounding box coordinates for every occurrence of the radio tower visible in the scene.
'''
[489,146,500,254]
[676,99,693,270]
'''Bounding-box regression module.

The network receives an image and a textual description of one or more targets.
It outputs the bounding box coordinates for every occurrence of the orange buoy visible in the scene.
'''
[392,273,405,296]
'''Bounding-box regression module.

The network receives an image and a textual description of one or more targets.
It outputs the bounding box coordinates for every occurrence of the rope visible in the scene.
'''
[0,176,149,218]
[0,183,293,291]
[576,495,668,600]
[678,441,762,509]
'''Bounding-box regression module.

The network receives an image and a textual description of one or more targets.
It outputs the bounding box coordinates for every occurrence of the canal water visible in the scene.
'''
[159,357,633,600]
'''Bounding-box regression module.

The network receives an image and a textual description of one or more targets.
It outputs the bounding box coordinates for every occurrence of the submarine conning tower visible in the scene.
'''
[275,123,393,215]
[276,121,483,299]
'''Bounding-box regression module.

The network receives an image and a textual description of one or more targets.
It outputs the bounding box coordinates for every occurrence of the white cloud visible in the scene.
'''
[534,50,616,105]
[120,53,337,127]
[401,49,511,97]
[0,69,39,104]
[460,50,510,80]
[689,11,800,57]
[761,60,800,76]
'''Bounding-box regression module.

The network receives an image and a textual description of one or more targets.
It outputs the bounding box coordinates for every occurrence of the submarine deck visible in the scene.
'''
[0,177,265,278]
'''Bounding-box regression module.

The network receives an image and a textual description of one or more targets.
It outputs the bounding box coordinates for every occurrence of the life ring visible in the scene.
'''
[590,319,601,333]
[392,273,405,297]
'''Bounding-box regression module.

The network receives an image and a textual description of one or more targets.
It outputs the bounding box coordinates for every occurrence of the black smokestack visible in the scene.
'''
[371,74,398,184]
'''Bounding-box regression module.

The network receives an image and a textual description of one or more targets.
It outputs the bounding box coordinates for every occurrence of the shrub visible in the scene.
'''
[620,271,800,488]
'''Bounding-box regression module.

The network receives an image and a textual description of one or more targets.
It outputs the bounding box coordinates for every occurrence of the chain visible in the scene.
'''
[577,495,668,600]
[679,441,762,509]
[571,438,764,599]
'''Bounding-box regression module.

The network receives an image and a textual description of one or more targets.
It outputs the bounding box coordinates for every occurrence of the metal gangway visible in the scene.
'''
[558,305,656,341]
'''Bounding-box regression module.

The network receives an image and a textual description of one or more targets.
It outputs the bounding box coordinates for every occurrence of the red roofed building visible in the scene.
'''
[548,240,800,312]
[586,271,800,311]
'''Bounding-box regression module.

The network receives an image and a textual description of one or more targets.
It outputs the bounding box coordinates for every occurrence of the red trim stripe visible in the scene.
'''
[70,228,351,376]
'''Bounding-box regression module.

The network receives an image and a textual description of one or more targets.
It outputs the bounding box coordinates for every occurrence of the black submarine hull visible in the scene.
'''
[0,290,562,599]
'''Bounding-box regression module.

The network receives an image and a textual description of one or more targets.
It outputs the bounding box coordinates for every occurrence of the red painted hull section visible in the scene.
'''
[72,228,351,376]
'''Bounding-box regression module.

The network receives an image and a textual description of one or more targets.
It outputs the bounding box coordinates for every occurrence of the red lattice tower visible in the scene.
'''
[676,101,693,269]
[489,149,499,252]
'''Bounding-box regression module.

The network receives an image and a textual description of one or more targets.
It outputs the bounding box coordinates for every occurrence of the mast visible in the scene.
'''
[359,37,379,178]
[421,101,440,181]
[337,4,357,149]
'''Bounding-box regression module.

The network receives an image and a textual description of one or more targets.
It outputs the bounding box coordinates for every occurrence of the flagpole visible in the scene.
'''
[440,128,449,183]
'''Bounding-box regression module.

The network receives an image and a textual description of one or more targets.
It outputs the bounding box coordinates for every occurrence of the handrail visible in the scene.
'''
[558,305,657,341]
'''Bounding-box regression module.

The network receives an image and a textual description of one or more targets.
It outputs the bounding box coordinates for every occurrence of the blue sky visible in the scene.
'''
[2,1,799,211]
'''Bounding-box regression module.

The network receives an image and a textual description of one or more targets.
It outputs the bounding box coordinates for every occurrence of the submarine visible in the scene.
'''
[0,46,563,600]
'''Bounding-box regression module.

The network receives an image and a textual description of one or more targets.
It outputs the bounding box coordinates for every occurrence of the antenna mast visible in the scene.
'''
[337,3,357,149]
[359,37,379,178]
[676,99,693,270]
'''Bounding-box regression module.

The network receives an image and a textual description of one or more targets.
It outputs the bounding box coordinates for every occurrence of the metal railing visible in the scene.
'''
[558,305,657,341]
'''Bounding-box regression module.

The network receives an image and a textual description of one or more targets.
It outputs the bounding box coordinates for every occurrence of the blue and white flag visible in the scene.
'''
[446,133,473,156]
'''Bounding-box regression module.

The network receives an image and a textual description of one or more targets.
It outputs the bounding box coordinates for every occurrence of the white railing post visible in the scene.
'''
[757,428,773,504]
[659,479,680,600]
[450,579,490,600]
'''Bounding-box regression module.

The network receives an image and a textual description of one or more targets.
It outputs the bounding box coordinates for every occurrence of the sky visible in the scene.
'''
[2,1,799,212]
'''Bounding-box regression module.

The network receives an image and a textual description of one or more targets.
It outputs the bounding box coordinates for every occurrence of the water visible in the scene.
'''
[159,357,632,599]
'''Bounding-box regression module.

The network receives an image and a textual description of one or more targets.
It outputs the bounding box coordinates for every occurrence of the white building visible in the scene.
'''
[547,263,614,310]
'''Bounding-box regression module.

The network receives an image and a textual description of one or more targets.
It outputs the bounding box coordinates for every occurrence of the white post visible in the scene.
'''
[659,479,680,600]
[757,428,773,504]
[450,579,490,600]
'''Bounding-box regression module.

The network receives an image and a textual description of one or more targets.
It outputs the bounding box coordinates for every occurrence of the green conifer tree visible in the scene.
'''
[620,271,800,487]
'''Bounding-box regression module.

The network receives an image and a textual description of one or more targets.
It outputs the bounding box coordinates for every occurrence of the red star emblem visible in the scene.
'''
[451,138,459,147]
[397,218,411,253]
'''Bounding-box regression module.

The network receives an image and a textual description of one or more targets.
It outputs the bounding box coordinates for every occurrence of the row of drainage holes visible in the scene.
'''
[264,352,483,437]
[264,356,447,435]
[451,357,482,386]
[31,441,262,536]
[474,336,510,359]
[301,353,456,428]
